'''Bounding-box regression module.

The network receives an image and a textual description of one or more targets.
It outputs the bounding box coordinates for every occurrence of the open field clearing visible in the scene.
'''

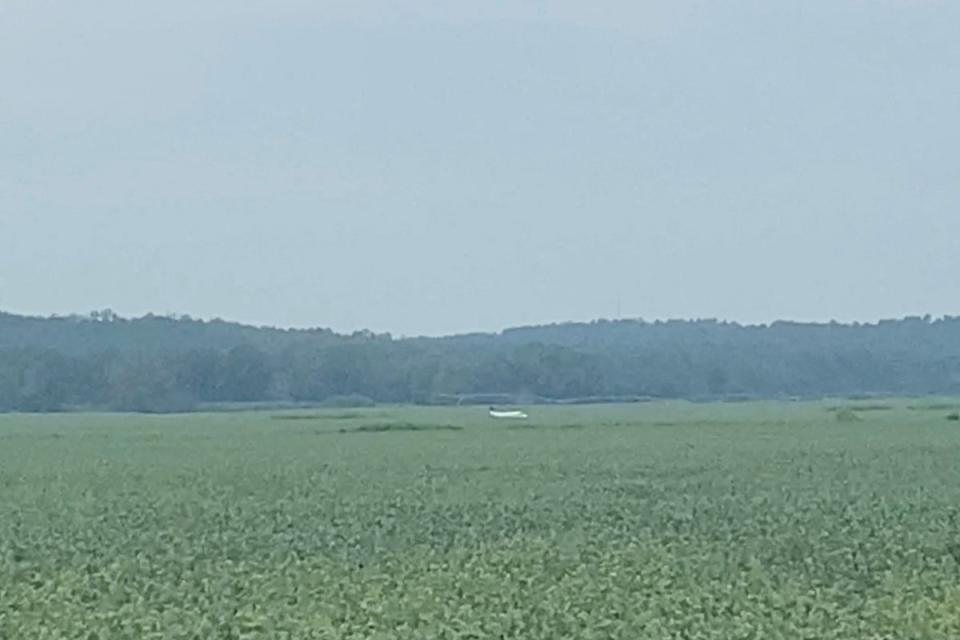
[3,400,960,638]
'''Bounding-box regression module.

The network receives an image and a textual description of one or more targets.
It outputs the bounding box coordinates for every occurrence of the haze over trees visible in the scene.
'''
[1,310,959,412]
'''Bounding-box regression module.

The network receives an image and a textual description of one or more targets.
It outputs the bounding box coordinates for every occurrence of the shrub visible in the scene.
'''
[835,408,862,423]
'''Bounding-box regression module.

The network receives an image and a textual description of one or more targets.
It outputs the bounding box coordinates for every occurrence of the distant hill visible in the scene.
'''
[2,311,960,412]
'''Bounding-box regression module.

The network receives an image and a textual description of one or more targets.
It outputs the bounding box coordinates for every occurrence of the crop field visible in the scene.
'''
[3,400,960,639]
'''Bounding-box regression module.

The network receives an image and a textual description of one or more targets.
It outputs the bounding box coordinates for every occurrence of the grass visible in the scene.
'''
[2,399,960,638]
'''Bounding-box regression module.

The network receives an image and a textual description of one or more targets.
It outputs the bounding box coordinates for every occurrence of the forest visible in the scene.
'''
[2,310,960,412]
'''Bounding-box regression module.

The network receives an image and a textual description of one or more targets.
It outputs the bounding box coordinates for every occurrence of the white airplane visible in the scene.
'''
[488,406,529,419]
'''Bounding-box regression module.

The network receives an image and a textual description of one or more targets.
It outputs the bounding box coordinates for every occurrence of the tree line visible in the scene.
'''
[2,311,960,412]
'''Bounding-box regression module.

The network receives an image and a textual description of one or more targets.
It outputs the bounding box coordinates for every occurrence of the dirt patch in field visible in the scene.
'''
[336,422,464,434]
[273,412,382,421]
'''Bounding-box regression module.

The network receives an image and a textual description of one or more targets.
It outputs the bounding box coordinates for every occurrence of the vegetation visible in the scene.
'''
[3,401,960,638]
[3,311,960,412]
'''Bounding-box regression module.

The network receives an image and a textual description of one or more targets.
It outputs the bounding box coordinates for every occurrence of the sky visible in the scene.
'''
[1,1,958,336]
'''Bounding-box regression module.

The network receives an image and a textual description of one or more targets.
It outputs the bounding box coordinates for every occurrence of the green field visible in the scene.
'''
[3,401,960,638]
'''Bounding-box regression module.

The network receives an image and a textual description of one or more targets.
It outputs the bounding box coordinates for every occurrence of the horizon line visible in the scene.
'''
[1,308,954,340]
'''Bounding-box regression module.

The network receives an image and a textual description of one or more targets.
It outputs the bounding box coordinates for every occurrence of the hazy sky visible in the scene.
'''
[2,1,958,336]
